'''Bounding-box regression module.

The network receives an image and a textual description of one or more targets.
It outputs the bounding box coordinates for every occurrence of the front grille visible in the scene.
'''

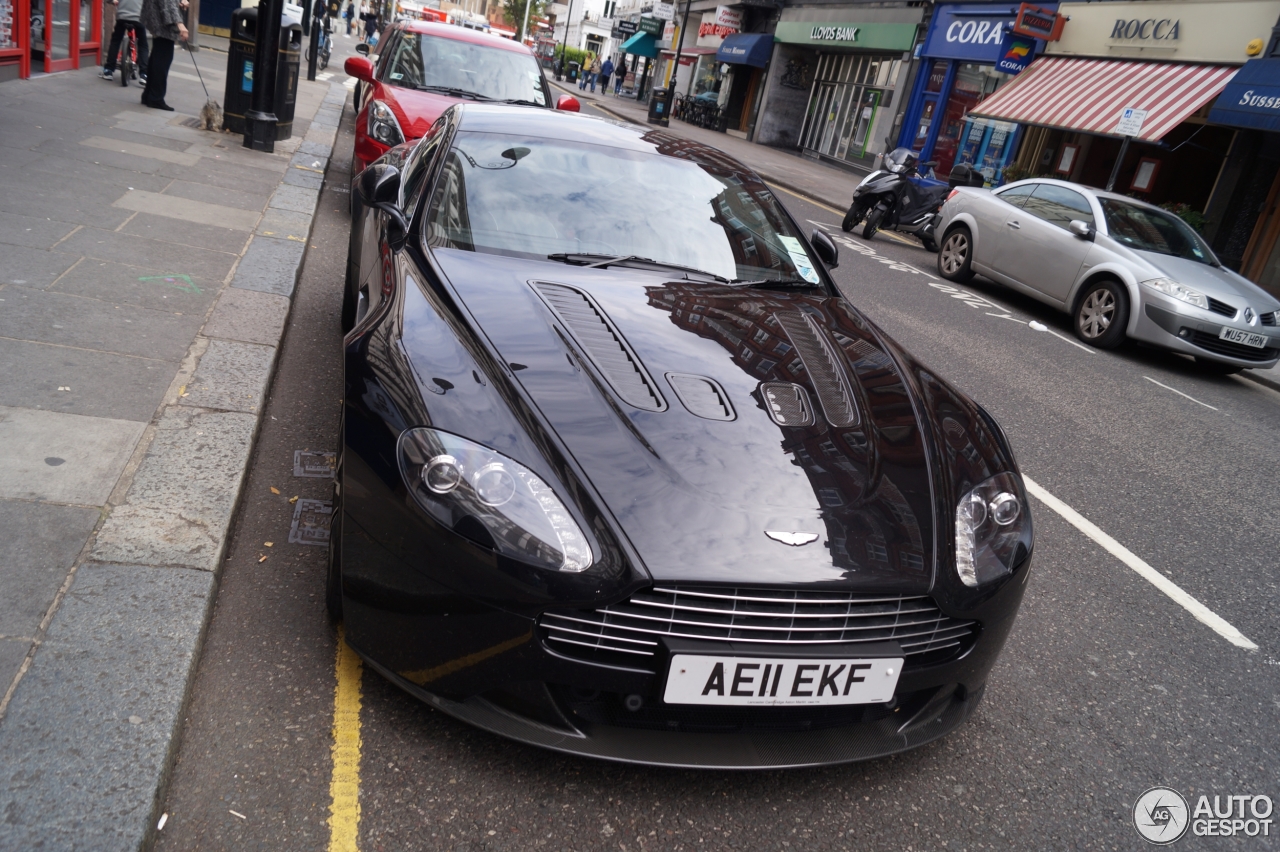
[539,586,977,672]
[1207,297,1236,318]
[1188,330,1279,362]
[1261,311,1278,327]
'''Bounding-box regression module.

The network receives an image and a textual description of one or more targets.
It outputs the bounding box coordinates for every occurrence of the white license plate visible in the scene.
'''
[663,654,902,707]
[1219,327,1268,348]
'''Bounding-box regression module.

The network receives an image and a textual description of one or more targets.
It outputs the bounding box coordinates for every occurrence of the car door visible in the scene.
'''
[968,183,1035,274]
[991,183,1096,306]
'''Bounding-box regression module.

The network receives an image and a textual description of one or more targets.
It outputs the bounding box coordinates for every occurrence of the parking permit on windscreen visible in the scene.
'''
[778,236,821,283]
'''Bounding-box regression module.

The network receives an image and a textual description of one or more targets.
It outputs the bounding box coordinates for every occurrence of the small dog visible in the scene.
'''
[199,98,223,132]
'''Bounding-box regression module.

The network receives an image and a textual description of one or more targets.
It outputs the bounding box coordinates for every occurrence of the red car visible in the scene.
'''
[344,21,580,174]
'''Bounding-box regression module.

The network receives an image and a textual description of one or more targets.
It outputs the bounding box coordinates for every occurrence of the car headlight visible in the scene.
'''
[1142,277,1208,310]
[368,100,404,147]
[398,428,593,572]
[955,472,1032,587]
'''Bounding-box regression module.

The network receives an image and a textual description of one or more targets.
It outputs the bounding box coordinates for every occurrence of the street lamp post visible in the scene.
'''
[244,0,285,152]
[555,0,574,80]
[519,0,532,43]
[664,0,691,117]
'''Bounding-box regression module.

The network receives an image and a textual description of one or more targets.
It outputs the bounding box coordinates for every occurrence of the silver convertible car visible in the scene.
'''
[933,178,1280,374]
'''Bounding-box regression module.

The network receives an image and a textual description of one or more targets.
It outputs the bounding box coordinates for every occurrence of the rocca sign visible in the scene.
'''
[1110,17,1180,39]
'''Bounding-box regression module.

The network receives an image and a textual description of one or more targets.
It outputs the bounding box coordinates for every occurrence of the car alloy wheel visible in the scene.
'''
[1074,279,1128,349]
[937,228,974,282]
[1078,290,1114,338]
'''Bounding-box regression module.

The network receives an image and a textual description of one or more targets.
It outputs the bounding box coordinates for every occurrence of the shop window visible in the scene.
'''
[1022,184,1095,230]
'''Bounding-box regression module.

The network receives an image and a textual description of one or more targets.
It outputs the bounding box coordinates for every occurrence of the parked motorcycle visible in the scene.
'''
[841,147,954,251]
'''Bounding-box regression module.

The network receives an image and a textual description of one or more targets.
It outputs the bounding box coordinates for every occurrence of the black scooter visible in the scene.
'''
[841,147,953,251]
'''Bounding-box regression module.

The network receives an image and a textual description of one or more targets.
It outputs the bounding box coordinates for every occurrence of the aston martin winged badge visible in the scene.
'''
[765,531,820,546]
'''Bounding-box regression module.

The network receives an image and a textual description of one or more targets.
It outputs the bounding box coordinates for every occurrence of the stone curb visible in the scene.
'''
[0,82,350,852]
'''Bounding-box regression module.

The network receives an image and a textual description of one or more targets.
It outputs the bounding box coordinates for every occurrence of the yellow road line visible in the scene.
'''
[327,627,364,852]
[770,184,922,248]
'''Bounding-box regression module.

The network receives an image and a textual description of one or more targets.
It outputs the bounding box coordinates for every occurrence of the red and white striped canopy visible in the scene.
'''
[969,57,1238,141]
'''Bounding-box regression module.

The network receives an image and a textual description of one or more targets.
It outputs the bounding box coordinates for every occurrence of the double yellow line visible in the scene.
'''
[327,628,364,852]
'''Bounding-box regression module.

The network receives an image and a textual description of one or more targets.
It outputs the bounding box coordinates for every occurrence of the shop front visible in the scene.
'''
[1206,49,1280,296]
[899,3,1057,185]
[1,0,102,80]
[716,31,772,134]
[753,9,920,166]
[970,0,1280,282]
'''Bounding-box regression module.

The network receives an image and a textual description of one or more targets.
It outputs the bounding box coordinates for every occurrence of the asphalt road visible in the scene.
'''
[153,96,1280,852]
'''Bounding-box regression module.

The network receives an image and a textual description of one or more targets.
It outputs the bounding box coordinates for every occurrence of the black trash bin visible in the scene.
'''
[567,61,580,83]
[222,8,302,140]
[647,87,670,126]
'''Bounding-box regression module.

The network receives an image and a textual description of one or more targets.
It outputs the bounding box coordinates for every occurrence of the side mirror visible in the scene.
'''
[344,55,374,83]
[355,42,369,55]
[811,229,838,269]
[1069,219,1095,240]
[555,94,581,112]
[360,164,410,252]
[359,163,401,206]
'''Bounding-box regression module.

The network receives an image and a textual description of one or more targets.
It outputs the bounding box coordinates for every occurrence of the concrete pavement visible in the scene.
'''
[0,55,346,849]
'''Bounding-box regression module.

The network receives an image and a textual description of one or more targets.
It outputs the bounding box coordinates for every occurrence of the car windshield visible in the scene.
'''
[1099,198,1216,266]
[423,131,822,283]
[384,34,547,105]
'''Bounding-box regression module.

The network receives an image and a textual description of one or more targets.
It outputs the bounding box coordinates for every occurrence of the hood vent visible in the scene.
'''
[774,311,859,427]
[760,381,814,427]
[666,373,735,421]
[534,282,666,412]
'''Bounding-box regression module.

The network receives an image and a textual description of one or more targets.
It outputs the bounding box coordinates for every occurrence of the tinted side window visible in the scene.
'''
[994,184,1036,209]
[1023,184,1094,230]
[401,126,444,207]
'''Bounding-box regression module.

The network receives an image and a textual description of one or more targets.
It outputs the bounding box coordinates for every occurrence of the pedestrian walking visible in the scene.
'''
[599,56,613,95]
[615,56,625,94]
[344,1,354,35]
[361,9,378,43]
[138,0,187,110]
[588,56,601,93]
[101,0,149,81]
[578,54,589,90]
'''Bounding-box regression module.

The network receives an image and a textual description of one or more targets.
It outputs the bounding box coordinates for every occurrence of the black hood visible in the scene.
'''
[432,250,937,593]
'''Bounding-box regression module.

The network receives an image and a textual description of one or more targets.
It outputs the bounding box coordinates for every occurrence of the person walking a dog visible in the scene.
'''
[138,0,187,110]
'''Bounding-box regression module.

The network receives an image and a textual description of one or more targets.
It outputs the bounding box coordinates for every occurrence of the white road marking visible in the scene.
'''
[1143,376,1219,410]
[1043,326,1096,353]
[317,72,333,81]
[1022,475,1257,650]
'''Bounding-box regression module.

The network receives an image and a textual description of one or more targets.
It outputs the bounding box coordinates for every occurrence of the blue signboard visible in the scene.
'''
[1208,59,1280,132]
[922,3,1055,62]
[995,32,1036,75]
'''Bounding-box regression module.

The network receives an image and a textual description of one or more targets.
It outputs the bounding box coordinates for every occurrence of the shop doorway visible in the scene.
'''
[29,0,97,73]
[1242,168,1280,298]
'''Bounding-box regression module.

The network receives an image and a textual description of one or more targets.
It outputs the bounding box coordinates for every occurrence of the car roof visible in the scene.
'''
[999,176,1167,211]
[451,104,760,173]
[396,20,532,54]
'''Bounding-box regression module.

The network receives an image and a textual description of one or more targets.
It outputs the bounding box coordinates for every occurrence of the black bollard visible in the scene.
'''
[244,0,284,151]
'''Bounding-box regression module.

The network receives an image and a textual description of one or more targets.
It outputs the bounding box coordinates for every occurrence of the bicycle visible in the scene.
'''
[318,19,331,70]
[120,26,138,87]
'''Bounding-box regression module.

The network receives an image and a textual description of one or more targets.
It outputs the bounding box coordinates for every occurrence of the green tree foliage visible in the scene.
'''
[500,0,545,39]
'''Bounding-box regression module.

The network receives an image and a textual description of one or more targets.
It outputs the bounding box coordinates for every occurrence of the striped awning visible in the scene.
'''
[969,57,1238,142]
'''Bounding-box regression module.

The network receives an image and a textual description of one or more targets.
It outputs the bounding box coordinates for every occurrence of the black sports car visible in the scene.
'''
[335,104,1034,768]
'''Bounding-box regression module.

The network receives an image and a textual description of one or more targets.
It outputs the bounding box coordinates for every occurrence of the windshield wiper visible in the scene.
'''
[546,253,730,283]
[497,98,544,107]
[730,275,821,289]
[416,85,492,101]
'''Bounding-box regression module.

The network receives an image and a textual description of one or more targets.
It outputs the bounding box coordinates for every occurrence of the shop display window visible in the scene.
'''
[799,52,901,164]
